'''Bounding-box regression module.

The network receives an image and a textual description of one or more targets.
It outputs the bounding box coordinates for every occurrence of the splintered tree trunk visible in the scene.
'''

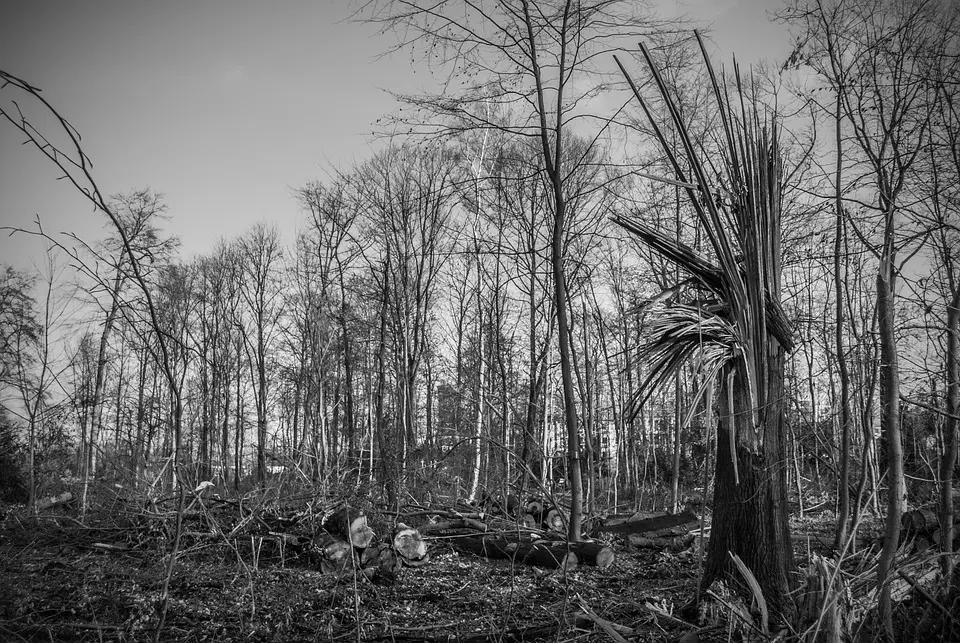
[702,362,794,620]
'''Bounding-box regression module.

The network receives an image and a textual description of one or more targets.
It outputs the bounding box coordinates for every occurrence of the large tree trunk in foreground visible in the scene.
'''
[701,360,794,621]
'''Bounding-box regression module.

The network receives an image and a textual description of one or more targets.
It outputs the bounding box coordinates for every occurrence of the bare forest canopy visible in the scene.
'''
[2,0,960,641]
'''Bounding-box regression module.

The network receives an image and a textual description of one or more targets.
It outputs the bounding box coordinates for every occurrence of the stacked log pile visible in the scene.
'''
[313,508,429,582]
[521,498,566,532]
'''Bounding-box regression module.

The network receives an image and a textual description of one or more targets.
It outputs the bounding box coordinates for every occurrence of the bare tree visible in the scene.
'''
[781,0,952,632]
[926,38,960,587]
[79,189,172,510]
[236,223,283,484]
[355,144,458,502]
[364,0,676,540]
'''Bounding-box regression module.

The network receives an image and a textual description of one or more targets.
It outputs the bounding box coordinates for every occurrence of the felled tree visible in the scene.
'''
[614,35,796,623]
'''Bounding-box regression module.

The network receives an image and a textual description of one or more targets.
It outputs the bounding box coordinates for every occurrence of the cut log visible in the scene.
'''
[601,511,659,527]
[529,540,615,568]
[324,506,375,548]
[525,499,545,525]
[566,541,614,569]
[419,518,489,534]
[482,491,520,516]
[393,523,428,565]
[627,533,695,551]
[314,533,354,573]
[452,535,578,570]
[36,492,73,511]
[544,508,566,532]
[597,509,698,536]
[509,541,577,571]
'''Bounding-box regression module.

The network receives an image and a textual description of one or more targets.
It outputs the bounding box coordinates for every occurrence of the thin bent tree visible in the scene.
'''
[613,35,796,622]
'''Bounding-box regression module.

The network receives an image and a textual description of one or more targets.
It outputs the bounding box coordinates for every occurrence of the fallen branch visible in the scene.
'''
[575,597,631,643]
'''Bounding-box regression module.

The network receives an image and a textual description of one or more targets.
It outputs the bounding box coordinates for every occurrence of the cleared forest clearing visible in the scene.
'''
[4,480,956,642]
[3,0,960,641]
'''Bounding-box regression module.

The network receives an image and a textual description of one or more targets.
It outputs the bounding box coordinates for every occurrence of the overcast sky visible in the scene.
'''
[0,0,791,274]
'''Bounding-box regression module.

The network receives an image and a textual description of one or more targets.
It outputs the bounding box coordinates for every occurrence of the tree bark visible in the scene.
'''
[82,268,123,513]
[452,535,578,571]
[834,90,853,550]
[939,285,960,584]
[876,237,904,639]
[701,362,794,620]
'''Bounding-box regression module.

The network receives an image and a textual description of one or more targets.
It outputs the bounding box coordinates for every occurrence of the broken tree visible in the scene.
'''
[615,32,796,620]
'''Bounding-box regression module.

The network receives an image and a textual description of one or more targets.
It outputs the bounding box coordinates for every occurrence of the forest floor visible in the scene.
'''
[0,490,917,643]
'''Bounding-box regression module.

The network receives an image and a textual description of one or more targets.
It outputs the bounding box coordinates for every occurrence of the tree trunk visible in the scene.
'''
[939,285,960,584]
[552,197,581,541]
[671,373,682,513]
[469,289,485,503]
[255,319,267,484]
[701,362,794,621]
[342,306,356,465]
[834,90,853,549]
[876,240,904,640]
[375,253,393,505]
[83,269,123,512]
[234,339,243,490]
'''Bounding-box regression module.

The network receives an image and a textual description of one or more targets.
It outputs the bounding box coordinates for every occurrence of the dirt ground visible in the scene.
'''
[0,492,916,643]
